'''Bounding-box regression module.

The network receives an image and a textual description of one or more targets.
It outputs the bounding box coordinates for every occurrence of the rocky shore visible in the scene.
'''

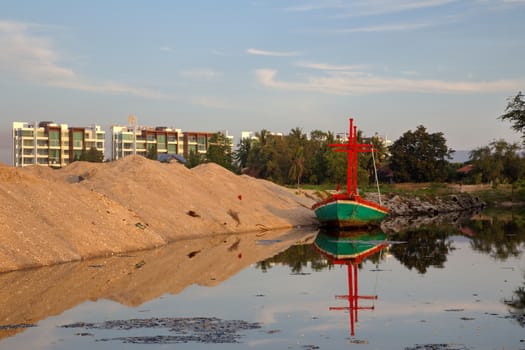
[364,192,486,233]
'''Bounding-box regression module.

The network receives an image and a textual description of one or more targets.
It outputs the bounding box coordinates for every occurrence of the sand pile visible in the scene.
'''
[0,156,316,273]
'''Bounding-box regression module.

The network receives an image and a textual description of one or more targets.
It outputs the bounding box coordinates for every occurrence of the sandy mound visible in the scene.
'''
[0,156,316,273]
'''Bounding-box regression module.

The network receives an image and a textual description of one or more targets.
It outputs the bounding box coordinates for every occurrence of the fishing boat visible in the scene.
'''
[314,230,389,337]
[312,118,389,229]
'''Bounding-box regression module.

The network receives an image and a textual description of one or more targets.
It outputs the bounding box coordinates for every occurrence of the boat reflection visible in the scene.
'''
[314,230,389,337]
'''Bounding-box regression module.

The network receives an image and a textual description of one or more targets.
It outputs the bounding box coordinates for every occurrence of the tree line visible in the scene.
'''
[75,91,525,188]
[190,92,525,188]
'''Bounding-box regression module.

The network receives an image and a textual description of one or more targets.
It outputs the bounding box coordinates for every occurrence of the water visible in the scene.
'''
[1,213,524,350]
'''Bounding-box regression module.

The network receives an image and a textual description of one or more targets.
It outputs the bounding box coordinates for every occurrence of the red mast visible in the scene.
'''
[329,118,376,197]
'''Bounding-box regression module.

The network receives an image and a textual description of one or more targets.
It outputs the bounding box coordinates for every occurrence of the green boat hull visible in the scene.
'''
[314,198,388,229]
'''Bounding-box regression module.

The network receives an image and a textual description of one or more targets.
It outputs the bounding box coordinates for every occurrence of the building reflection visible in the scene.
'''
[314,230,389,337]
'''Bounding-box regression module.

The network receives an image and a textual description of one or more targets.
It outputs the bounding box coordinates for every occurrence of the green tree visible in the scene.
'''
[234,137,253,171]
[289,147,305,187]
[186,150,204,168]
[78,147,104,163]
[389,125,454,182]
[305,130,329,184]
[206,132,234,171]
[499,91,525,144]
[245,130,290,183]
[324,132,347,187]
[287,127,307,187]
[470,139,524,185]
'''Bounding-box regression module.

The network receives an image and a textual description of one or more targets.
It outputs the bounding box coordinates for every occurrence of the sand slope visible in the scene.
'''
[0,157,316,273]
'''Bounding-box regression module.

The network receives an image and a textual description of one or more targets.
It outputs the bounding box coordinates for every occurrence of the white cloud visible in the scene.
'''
[180,69,223,80]
[246,48,301,57]
[255,68,524,95]
[282,0,458,15]
[318,21,437,34]
[0,20,165,99]
[296,61,368,71]
[359,0,458,15]
[281,1,347,12]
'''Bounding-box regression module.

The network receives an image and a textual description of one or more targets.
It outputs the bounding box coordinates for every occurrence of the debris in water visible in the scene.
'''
[60,317,261,344]
[75,332,94,337]
[404,344,469,350]
[0,323,36,330]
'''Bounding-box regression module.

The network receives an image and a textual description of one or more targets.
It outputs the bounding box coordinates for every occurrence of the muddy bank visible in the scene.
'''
[0,156,317,273]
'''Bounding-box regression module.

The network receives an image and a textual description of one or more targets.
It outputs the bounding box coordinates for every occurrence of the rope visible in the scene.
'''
[371,148,382,206]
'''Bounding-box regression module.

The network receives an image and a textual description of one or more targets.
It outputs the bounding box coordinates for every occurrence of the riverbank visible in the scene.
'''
[0,156,495,274]
[0,156,317,273]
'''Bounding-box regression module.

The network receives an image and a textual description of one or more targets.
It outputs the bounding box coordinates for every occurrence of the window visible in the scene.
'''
[198,135,207,151]
[49,130,60,147]
[72,131,83,148]
[49,149,60,163]
[157,135,166,149]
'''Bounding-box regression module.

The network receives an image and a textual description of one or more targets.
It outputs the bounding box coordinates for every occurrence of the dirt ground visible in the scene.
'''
[0,156,317,273]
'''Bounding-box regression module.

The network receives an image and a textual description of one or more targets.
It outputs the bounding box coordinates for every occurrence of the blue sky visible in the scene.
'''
[1,0,524,165]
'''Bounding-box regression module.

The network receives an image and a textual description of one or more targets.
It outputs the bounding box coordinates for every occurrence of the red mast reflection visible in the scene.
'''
[314,232,387,337]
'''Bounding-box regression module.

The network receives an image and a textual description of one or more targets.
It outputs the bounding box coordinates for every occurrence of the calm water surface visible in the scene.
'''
[1,212,524,350]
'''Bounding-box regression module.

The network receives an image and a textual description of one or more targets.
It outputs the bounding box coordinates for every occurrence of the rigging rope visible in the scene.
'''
[371,148,382,206]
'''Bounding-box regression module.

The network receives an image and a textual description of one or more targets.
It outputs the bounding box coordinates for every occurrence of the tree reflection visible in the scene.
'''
[388,228,454,274]
[463,212,525,260]
[256,244,330,273]
[257,211,525,275]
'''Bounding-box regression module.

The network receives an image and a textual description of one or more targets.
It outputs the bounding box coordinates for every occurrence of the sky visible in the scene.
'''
[1,0,524,165]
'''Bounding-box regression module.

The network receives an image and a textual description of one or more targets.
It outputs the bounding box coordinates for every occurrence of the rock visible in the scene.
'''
[365,192,486,218]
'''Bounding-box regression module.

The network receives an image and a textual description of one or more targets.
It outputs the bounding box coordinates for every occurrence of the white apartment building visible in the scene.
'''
[111,125,184,160]
[12,121,105,168]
